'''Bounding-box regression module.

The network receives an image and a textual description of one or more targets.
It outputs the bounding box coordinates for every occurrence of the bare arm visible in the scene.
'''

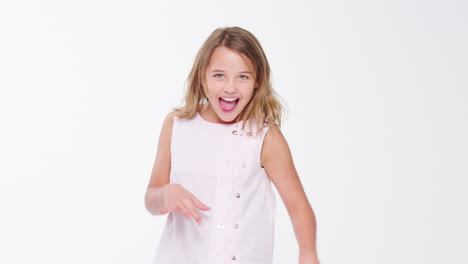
[261,125,320,263]
[144,112,174,215]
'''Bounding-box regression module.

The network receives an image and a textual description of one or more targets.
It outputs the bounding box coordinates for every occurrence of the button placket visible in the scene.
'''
[225,126,245,263]
[215,246,229,263]
[229,166,242,263]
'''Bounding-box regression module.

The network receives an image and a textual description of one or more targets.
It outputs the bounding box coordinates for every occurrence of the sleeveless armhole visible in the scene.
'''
[170,114,177,157]
[256,122,273,169]
[169,114,178,183]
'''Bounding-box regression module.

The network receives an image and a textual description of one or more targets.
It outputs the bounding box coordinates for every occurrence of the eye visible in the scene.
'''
[214,73,224,78]
[239,75,249,80]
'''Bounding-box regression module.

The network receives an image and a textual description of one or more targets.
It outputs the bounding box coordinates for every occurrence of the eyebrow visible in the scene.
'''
[211,70,253,74]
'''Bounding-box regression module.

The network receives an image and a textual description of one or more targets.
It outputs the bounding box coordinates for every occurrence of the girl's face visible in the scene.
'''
[202,46,258,124]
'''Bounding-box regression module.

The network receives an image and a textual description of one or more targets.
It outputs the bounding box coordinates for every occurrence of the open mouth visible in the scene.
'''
[219,97,239,112]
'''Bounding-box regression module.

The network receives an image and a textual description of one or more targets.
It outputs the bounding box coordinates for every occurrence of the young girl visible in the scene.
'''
[145,26,320,264]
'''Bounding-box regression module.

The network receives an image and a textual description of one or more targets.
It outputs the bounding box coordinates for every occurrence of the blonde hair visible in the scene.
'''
[170,26,286,138]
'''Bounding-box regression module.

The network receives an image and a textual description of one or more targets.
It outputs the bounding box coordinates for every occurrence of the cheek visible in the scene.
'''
[206,81,222,94]
[240,84,256,96]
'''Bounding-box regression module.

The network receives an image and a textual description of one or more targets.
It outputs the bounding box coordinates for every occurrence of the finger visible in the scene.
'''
[177,203,195,222]
[183,211,192,220]
[167,206,178,213]
[159,206,176,214]
[184,199,203,225]
[179,204,193,220]
[191,196,211,211]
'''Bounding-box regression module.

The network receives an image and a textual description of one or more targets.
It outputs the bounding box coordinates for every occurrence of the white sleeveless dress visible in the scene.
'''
[152,111,276,264]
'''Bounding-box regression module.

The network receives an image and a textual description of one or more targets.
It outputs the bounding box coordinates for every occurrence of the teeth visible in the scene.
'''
[221,97,238,102]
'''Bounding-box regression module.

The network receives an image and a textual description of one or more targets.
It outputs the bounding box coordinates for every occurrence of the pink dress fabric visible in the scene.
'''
[152,110,276,264]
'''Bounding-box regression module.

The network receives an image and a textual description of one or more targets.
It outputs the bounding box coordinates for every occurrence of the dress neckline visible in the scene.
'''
[196,111,240,126]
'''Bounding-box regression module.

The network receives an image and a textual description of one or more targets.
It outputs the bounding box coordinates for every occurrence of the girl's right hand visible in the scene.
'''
[157,183,211,225]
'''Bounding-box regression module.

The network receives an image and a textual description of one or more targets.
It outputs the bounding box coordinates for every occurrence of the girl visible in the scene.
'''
[145,26,320,264]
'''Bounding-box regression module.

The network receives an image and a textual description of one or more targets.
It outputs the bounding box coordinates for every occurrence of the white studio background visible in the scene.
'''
[0,0,466,263]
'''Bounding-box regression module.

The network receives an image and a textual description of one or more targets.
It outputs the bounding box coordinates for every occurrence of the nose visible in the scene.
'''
[223,78,237,93]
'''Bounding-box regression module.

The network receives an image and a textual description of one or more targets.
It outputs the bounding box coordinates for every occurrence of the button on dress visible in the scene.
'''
[152,111,276,264]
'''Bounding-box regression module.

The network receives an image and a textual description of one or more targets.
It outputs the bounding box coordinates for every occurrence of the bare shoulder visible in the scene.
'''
[163,111,176,129]
[160,112,175,147]
[260,124,290,168]
[146,112,175,189]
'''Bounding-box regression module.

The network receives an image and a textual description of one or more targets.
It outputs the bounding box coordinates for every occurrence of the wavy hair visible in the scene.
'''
[170,26,286,138]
